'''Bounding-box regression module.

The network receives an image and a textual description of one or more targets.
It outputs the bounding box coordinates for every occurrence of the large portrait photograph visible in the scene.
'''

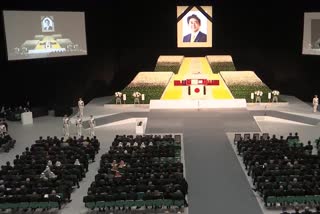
[302,13,320,55]
[177,6,212,48]
[41,16,55,32]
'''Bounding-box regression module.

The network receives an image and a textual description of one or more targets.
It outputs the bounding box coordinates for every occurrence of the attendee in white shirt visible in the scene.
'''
[78,98,84,118]
[313,95,319,113]
[76,116,83,137]
[63,115,70,138]
[88,115,96,137]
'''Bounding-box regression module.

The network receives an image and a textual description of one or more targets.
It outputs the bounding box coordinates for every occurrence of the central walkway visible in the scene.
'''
[161,57,234,100]
[146,109,263,213]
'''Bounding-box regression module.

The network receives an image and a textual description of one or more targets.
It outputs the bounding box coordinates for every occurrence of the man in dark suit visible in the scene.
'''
[43,19,53,31]
[183,14,207,43]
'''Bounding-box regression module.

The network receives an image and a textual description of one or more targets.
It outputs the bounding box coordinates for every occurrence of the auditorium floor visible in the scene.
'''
[2,95,320,214]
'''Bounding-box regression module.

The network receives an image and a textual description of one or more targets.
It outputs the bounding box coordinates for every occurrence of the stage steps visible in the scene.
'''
[161,57,234,100]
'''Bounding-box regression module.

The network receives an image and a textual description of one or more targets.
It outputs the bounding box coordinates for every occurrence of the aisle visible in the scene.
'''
[146,109,263,214]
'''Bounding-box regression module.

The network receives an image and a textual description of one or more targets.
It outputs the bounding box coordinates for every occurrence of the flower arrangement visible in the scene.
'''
[206,55,233,63]
[254,90,263,96]
[157,55,184,64]
[272,90,280,96]
[132,92,141,98]
[220,71,266,86]
[129,72,173,87]
[115,92,122,98]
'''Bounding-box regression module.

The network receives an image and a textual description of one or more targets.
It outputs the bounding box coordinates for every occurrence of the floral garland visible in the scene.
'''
[272,90,280,96]
[115,92,122,98]
[254,90,263,96]
[132,92,141,98]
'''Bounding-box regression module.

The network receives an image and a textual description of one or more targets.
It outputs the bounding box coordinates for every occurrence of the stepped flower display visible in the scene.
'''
[157,55,184,64]
[129,72,173,87]
[206,55,236,73]
[220,71,274,102]
[221,71,265,86]
[155,55,184,74]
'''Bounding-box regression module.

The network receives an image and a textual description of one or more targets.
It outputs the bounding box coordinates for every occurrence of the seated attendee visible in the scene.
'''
[74,159,81,166]
[0,121,7,136]
[140,142,146,149]
[48,171,57,179]
[55,161,62,167]
[118,160,126,168]
[286,133,293,140]
[280,206,290,214]
[115,170,122,178]
[40,172,48,181]
[301,207,312,214]
[291,206,300,214]
[304,141,313,155]
[49,190,61,209]
[111,160,118,168]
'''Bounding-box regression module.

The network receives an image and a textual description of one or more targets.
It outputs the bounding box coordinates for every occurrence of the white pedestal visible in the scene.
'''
[136,118,147,135]
[21,112,33,125]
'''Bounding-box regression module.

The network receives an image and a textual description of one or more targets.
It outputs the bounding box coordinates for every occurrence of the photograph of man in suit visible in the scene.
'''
[42,18,54,32]
[183,14,207,43]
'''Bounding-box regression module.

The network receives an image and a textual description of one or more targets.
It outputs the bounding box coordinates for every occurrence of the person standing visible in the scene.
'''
[88,115,96,137]
[76,116,82,137]
[78,98,84,118]
[62,115,70,138]
[313,95,319,113]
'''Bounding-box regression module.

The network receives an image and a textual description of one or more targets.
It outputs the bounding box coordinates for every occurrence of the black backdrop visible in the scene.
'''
[1,0,320,107]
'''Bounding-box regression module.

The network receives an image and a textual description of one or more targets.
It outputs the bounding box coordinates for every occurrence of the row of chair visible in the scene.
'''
[84,199,184,210]
[234,133,269,142]
[0,201,60,210]
[266,195,320,207]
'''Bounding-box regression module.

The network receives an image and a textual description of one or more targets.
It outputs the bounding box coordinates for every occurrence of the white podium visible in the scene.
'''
[21,112,33,125]
[135,118,147,135]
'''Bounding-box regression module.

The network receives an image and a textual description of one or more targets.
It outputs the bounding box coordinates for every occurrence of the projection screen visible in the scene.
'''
[3,10,87,60]
[302,12,320,55]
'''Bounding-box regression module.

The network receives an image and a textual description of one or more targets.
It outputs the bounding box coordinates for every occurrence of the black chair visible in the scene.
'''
[234,134,241,143]
[253,133,260,140]
[244,133,250,141]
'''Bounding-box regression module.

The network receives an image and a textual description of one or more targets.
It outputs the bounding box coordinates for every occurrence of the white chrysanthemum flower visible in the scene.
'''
[254,90,263,96]
[115,92,122,97]
[132,92,141,98]
[272,90,280,96]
